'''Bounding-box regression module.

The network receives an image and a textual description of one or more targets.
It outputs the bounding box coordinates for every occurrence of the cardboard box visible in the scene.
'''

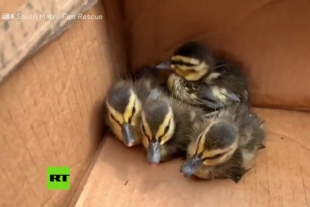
[1,0,310,206]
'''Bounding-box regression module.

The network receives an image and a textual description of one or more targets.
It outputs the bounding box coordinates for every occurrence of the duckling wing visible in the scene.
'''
[197,80,244,109]
[225,93,241,102]
[194,84,217,107]
[195,84,230,109]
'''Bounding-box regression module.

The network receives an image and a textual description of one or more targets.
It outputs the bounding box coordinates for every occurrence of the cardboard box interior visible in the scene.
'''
[0,0,310,207]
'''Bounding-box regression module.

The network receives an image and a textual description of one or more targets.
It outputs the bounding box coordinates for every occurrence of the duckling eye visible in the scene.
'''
[171,60,196,67]
[141,124,150,140]
[132,106,136,115]
[187,69,196,72]
[210,153,224,159]
[176,68,197,75]
[202,152,225,160]
[110,113,121,126]
[164,124,169,134]
[141,124,146,135]
[128,106,136,124]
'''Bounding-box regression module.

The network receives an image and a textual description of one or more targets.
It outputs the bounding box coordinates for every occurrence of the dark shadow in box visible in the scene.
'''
[89,99,107,146]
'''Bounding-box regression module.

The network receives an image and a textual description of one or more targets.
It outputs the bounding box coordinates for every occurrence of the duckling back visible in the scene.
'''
[166,96,207,158]
[132,75,163,103]
[199,59,249,106]
[210,104,266,179]
[172,96,206,136]
[214,103,266,150]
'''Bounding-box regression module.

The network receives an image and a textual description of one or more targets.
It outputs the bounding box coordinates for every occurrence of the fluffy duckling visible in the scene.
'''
[105,71,163,147]
[180,104,266,183]
[156,41,249,110]
[141,88,206,165]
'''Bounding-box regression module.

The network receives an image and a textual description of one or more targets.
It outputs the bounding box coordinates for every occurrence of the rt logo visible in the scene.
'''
[47,166,70,190]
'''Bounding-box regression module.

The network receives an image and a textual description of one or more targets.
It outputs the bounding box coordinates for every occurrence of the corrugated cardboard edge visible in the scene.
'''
[0,0,98,84]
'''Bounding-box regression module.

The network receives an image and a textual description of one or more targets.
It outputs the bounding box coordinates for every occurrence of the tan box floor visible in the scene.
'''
[75,108,310,207]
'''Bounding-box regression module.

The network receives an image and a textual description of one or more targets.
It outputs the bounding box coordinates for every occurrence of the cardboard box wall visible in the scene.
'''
[123,0,310,111]
[1,0,310,207]
[0,0,127,206]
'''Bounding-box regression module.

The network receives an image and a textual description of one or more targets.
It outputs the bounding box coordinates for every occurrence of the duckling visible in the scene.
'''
[156,41,249,111]
[105,71,163,147]
[140,88,206,165]
[180,104,266,183]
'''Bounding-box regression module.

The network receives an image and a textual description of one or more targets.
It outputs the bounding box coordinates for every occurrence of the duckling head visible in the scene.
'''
[180,120,238,177]
[106,83,142,147]
[141,89,176,165]
[157,41,214,81]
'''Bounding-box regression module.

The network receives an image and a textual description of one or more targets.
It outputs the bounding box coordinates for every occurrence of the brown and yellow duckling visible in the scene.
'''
[105,71,163,147]
[156,41,249,111]
[180,103,266,183]
[141,88,206,165]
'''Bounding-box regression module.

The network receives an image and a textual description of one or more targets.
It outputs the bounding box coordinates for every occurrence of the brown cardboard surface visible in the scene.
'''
[0,0,127,206]
[75,108,310,207]
[0,0,98,83]
[123,0,310,111]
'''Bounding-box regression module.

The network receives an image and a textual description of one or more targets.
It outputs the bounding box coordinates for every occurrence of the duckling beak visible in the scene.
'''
[147,142,161,165]
[154,61,172,70]
[180,156,202,177]
[121,123,135,147]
